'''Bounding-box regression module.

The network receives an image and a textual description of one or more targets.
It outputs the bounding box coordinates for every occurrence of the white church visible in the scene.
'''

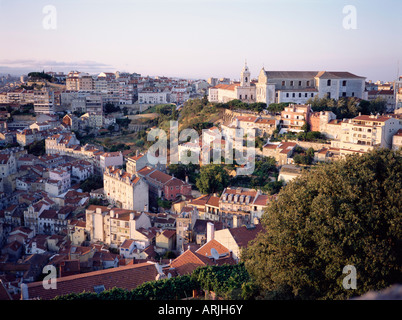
[208,63,366,105]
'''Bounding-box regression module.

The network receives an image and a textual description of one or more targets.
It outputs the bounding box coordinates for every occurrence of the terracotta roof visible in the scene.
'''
[196,239,230,257]
[228,224,263,248]
[211,84,237,91]
[253,194,270,206]
[353,115,391,123]
[25,262,159,300]
[206,196,220,208]
[120,239,134,249]
[169,249,211,275]
[160,229,176,239]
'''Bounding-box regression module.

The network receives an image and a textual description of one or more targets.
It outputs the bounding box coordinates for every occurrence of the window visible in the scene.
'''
[342,92,347,97]
[299,93,302,97]
[239,95,242,99]
[342,80,347,86]
[305,93,308,98]
[311,93,314,97]
[286,93,289,98]
[307,81,310,86]
[298,81,302,86]
[292,93,295,98]
[352,92,355,97]
[290,81,294,86]
[327,80,331,86]
[282,81,285,86]
[245,95,248,99]
[327,92,331,99]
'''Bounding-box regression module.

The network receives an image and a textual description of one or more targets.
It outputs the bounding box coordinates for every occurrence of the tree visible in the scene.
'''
[80,175,103,193]
[195,164,229,194]
[243,149,402,300]
[25,139,46,156]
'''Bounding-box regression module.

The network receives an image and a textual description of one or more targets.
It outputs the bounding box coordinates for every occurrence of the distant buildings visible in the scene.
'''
[209,63,366,105]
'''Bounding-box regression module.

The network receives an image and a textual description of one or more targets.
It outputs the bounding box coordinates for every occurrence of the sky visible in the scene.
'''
[0,0,401,82]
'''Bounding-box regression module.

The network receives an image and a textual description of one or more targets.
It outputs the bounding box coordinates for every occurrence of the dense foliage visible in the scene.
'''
[25,139,46,156]
[28,71,53,82]
[195,164,230,194]
[80,175,103,192]
[191,263,252,299]
[244,149,402,300]
[215,99,267,113]
[307,96,387,118]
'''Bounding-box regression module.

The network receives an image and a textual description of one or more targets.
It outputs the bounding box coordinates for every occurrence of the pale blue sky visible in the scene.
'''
[0,0,401,81]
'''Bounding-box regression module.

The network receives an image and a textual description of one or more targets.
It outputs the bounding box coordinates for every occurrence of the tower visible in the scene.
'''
[240,61,251,87]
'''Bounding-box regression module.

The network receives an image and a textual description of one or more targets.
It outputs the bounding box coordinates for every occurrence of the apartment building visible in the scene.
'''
[330,114,402,156]
[280,104,312,132]
[99,152,123,173]
[85,205,152,248]
[33,89,55,115]
[103,166,149,212]
[219,187,270,228]
[262,141,297,165]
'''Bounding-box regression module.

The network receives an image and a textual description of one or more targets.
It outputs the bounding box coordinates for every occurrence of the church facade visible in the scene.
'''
[208,64,366,106]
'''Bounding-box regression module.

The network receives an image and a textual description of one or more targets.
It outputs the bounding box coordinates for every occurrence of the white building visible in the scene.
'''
[209,64,366,106]
[103,167,149,212]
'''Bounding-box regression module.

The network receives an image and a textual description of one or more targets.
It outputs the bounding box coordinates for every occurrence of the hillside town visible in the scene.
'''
[0,63,401,301]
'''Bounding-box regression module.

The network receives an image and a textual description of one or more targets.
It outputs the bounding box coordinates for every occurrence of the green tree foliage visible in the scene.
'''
[25,139,46,156]
[216,100,266,113]
[306,96,387,119]
[80,175,103,193]
[28,71,53,82]
[104,103,120,114]
[267,102,291,114]
[243,149,402,300]
[195,164,230,194]
[191,263,252,299]
[167,163,200,184]
[157,197,172,209]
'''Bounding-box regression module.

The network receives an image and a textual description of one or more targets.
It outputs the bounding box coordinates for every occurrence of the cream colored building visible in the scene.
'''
[330,114,401,156]
[392,129,402,150]
[85,205,152,248]
[103,166,149,212]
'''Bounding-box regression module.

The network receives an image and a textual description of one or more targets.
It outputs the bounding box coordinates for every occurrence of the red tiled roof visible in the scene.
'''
[169,249,211,275]
[353,115,391,123]
[25,262,158,300]
[228,224,263,248]
[196,239,230,257]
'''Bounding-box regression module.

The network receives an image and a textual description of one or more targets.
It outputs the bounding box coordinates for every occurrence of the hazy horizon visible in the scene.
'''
[1,0,401,82]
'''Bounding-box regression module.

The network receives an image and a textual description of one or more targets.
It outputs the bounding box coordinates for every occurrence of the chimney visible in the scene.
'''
[21,283,29,300]
[130,212,135,220]
[136,150,139,157]
[110,210,115,218]
[185,175,189,184]
[233,215,238,228]
[144,204,148,212]
[207,222,215,243]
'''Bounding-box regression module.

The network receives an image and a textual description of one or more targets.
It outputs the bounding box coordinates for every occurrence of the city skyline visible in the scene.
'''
[0,0,401,82]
